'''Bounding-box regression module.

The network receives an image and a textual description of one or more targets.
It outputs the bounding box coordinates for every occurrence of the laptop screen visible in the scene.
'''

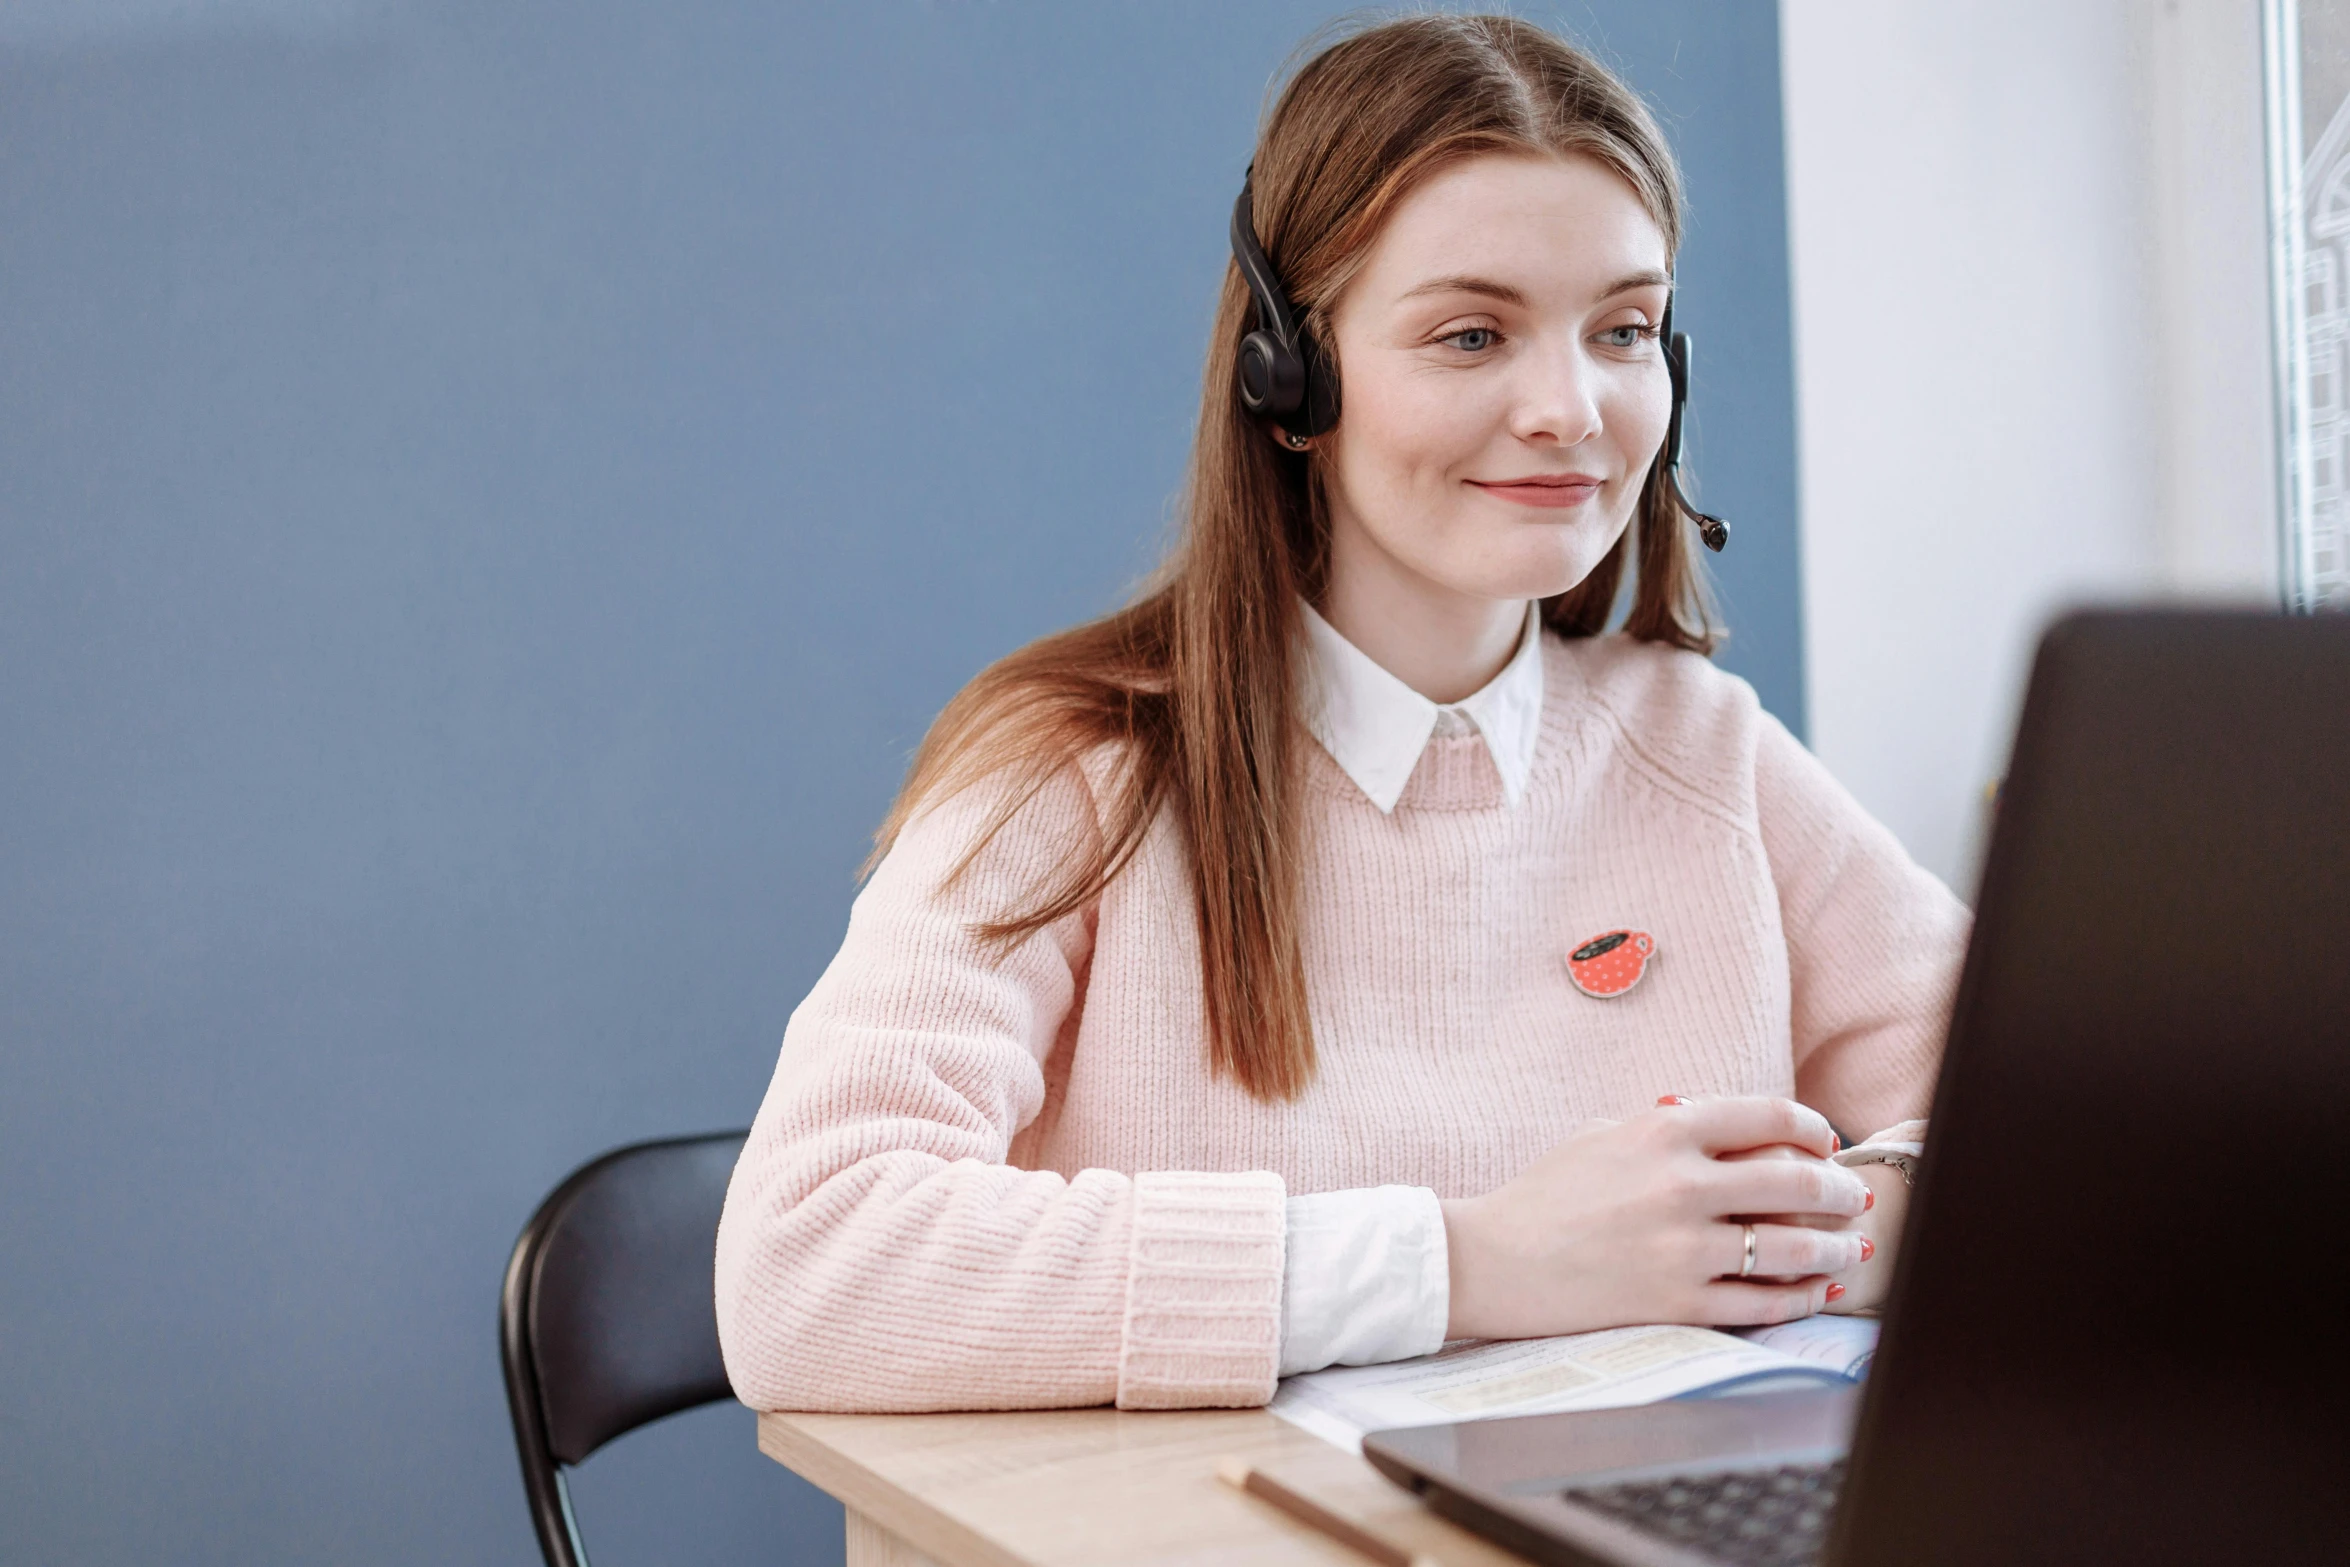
[1834,611,2350,1565]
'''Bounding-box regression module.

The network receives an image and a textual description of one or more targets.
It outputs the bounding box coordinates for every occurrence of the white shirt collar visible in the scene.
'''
[1298,600,1545,813]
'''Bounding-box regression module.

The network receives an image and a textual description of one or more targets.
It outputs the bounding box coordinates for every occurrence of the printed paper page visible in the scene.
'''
[1268,1322,1846,1453]
[1733,1314,1880,1378]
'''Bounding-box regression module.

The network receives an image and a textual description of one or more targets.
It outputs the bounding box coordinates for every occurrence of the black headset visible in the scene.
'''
[1228,174,1339,446]
[1228,173,1729,553]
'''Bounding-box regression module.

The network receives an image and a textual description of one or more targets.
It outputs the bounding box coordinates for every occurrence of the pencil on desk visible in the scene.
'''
[1215,1456,1441,1567]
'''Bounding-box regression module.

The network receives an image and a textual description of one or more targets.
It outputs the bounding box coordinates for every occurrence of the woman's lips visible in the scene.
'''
[1468,476,1604,509]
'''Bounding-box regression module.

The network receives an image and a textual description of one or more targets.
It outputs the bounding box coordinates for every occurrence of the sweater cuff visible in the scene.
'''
[1115,1170,1286,1409]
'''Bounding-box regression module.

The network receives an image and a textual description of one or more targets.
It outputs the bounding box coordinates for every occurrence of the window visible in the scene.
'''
[2268,0,2350,607]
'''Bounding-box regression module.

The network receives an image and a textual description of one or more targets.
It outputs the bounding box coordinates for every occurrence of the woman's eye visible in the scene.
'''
[1441,326,1498,353]
[1599,324,1651,349]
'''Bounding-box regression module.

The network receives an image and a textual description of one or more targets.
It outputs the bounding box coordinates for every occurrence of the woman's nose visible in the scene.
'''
[1508,345,1604,445]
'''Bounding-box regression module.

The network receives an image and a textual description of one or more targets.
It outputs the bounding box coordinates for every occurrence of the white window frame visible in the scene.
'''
[2266,0,2350,608]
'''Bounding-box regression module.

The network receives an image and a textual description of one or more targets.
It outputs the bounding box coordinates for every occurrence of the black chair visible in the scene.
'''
[500,1130,750,1567]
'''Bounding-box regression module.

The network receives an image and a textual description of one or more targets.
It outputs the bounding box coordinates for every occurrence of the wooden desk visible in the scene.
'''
[759,1407,1528,1567]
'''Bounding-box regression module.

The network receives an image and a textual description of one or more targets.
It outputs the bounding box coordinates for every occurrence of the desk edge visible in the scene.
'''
[757,1411,1033,1567]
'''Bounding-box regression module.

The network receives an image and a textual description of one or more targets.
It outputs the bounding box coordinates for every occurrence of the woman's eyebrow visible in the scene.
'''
[1397,267,1673,306]
[1594,267,1673,299]
[1398,274,1528,306]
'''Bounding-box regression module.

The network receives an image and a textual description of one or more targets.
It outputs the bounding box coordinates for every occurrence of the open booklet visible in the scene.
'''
[1268,1315,1880,1453]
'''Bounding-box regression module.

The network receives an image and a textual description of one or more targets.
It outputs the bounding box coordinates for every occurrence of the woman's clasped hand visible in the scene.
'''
[1438,1095,1875,1340]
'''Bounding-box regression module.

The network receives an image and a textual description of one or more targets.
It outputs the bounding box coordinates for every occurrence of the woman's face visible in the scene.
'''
[1319,152,1674,607]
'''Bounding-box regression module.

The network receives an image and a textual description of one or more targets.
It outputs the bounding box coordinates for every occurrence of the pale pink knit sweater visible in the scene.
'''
[714,634,1968,1414]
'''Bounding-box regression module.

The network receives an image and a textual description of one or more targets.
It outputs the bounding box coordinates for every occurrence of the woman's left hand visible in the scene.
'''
[1812,1161,1906,1313]
[1717,1146,1908,1314]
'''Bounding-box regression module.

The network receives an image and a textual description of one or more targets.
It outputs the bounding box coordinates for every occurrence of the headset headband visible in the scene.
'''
[1229,178,1303,354]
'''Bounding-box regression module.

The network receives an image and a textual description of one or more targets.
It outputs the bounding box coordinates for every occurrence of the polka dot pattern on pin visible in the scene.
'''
[1568,929,1655,998]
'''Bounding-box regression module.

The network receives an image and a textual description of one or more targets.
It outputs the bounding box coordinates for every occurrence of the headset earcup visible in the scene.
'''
[1237,330,1304,420]
[1294,331,1341,438]
[1662,331,1690,469]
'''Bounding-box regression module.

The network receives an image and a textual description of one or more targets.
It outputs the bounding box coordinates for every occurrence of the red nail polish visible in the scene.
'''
[1825,1282,1846,1303]
[1656,1094,1693,1107]
[1859,1237,1875,1262]
[1863,1188,1875,1212]
[1830,1132,1842,1154]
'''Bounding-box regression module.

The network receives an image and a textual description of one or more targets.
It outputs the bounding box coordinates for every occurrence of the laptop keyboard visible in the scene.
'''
[1561,1459,1844,1567]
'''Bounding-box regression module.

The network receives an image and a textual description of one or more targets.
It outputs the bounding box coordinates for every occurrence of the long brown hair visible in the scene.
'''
[873,14,1719,1101]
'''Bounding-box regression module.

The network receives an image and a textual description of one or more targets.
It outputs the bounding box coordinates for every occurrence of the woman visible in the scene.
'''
[715,14,1961,1414]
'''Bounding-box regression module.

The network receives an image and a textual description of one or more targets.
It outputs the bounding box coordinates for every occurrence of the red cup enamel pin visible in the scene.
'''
[1569,929,1655,998]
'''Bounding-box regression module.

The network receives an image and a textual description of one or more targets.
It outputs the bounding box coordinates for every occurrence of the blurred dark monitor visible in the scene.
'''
[1838,608,2350,1564]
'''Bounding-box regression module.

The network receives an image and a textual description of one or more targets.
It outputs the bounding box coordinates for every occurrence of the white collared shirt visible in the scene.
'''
[1298,599,1545,812]
[1277,602,1546,1378]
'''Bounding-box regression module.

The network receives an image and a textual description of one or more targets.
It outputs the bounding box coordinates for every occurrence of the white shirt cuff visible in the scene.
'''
[1837,1118,1928,1160]
[1277,1185,1451,1378]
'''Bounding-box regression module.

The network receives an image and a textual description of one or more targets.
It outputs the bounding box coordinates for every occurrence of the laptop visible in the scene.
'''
[1363,610,2350,1566]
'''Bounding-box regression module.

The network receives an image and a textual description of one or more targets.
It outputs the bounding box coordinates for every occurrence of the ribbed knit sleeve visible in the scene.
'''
[713,764,1286,1413]
[1753,715,1971,1140]
[1118,1170,1287,1407]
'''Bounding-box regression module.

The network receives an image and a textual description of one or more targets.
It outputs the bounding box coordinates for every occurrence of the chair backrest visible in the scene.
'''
[500,1131,749,1567]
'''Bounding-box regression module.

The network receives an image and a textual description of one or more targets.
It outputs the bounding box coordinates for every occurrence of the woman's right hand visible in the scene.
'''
[1439,1096,1873,1340]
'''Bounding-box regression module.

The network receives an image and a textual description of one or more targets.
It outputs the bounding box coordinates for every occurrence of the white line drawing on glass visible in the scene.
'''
[2298,71,2350,604]
[2269,0,2350,608]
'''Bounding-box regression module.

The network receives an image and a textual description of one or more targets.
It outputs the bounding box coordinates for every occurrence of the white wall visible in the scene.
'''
[2145,0,2285,597]
[1781,0,2278,892]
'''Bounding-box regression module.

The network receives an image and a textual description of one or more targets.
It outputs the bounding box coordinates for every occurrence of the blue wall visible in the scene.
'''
[0,4,1795,1563]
